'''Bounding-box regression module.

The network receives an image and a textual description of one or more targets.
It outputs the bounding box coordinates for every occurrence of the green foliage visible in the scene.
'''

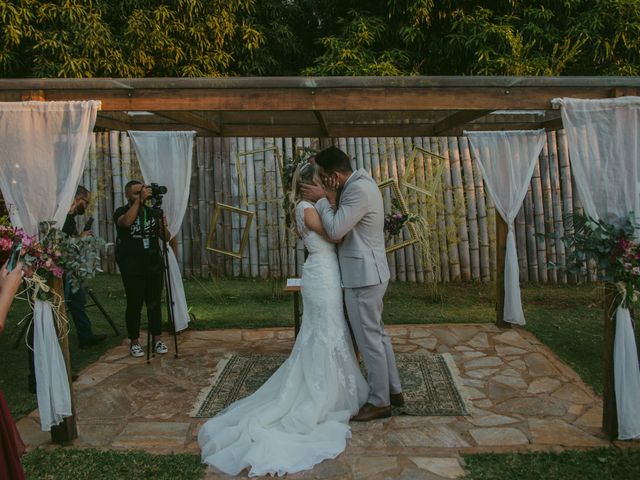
[543,213,640,309]
[0,1,638,77]
[464,448,640,480]
[304,9,412,75]
[22,448,205,480]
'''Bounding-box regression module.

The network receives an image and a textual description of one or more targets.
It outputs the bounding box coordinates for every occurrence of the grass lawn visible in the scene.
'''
[22,448,204,480]
[19,446,640,480]
[463,448,640,480]
[2,274,639,478]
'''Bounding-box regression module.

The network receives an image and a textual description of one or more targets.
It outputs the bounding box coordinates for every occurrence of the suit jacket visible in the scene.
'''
[315,169,390,288]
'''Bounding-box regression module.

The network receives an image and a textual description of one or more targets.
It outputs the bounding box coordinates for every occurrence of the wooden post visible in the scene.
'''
[50,277,78,444]
[602,283,618,440]
[495,214,511,328]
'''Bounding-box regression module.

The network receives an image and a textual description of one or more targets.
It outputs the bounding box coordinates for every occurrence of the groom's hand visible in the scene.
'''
[301,180,327,202]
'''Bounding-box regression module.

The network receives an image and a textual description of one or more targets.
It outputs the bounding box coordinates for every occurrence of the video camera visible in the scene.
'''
[149,183,168,211]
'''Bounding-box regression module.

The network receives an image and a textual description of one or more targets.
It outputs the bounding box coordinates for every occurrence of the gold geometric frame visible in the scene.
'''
[206,203,254,259]
[378,179,420,253]
[400,146,447,196]
[235,146,284,206]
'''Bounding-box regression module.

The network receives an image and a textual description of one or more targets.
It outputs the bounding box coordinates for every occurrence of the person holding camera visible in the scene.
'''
[62,185,107,349]
[114,180,170,358]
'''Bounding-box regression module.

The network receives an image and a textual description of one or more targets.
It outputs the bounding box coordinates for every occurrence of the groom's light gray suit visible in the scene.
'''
[316,169,402,407]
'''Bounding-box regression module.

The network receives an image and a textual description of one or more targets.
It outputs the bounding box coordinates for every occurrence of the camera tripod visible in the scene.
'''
[146,203,180,363]
[12,278,119,350]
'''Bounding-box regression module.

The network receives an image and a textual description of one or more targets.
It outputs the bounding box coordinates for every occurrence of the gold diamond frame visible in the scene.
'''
[378,179,420,253]
[235,146,285,206]
[206,203,254,259]
[400,146,447,196]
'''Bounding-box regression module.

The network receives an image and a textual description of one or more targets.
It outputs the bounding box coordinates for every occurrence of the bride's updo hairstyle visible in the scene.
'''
[289,160,318,237]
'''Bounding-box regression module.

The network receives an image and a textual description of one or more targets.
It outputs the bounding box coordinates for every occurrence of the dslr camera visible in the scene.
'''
[149,183,168,212]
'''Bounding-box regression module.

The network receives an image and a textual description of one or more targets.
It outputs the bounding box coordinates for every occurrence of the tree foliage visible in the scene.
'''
[0,0,638,77]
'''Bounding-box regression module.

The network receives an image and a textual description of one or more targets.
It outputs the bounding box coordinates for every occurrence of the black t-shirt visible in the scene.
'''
[113,204,163,275]
[62,214,78,237]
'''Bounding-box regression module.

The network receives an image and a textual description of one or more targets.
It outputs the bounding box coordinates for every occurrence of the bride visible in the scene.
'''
[198,161,368,477]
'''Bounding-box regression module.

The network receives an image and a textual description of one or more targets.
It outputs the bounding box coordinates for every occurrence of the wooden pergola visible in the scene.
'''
[2,75,639,443]
[1,76,638,137]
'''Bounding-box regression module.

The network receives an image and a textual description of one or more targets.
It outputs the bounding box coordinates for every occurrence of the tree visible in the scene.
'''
[0,0,638,77]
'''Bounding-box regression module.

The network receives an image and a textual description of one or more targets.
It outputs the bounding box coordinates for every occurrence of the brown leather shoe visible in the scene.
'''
[390,392,405,407]
[351,403,392,422]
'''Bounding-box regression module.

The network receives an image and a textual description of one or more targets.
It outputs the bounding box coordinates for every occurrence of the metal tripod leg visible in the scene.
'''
[85,287,120,335]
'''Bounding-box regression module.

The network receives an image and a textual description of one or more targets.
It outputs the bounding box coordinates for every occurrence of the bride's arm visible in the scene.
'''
[303,207,341,244]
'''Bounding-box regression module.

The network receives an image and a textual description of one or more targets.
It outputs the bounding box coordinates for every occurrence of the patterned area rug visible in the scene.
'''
[193,352,468,418]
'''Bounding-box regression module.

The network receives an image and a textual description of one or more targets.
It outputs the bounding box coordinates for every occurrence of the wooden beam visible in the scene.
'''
[612,87,638,97]
[540,117,564,131]
[49,278,77,444]
[430,110,492,135]
[313,111,331,136]
[603,284,618,439]
[2,86,615,112]
[94,115,131,131]
[20,90,45,101]
[153,111,221,134]
[495,215,511,329]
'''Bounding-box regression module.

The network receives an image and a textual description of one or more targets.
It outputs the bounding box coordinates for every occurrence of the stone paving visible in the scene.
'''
[17,324,613,479]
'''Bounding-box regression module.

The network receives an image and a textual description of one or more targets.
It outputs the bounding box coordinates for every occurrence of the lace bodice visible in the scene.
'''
[295,201,336,255]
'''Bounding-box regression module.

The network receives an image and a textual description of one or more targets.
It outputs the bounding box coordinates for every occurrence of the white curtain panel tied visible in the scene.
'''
[129,131,195,332]
[0,100,100,430]
[466,130,546,326]
[553,96,640,440]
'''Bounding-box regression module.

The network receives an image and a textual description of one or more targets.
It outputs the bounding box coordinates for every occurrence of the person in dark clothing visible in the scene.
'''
[114,180,170,358]
[62,185,107,348]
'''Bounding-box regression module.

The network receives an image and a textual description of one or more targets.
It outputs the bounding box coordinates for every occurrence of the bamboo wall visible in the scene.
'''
[85,132,586,283]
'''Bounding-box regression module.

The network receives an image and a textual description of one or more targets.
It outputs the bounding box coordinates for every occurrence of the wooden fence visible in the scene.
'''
[83,132,586,283]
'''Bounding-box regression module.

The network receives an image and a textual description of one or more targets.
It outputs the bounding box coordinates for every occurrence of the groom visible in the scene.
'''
[302,146,403,421]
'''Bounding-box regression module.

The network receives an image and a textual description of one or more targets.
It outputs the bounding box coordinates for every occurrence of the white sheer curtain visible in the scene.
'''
[466,130,546,325]
[0,100,99,430]
[553,96,640,440]
[129,131,195,332]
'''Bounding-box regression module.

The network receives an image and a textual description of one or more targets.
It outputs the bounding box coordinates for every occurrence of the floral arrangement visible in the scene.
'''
[283,146,317,230]
[0,225,64,279]
[0,222,104,298]
[557,212,640,309]
[282,146,317,193]
[384,198,417,238]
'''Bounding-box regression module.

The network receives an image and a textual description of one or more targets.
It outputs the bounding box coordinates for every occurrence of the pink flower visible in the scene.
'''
[51,266,64,278]
[22,235,33,247]
[0,237,12,251]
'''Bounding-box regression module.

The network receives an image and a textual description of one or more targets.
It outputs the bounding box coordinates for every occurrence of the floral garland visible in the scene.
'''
[282,147,317,230]
[384,198,417,239]
[552,213,640,310]
[0,223,105,300]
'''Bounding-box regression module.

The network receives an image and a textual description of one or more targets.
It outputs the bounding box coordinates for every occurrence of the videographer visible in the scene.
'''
[114,180,170,358]
[62,185,107,349]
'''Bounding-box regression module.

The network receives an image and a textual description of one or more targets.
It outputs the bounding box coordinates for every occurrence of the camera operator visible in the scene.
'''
[114,180,170,358]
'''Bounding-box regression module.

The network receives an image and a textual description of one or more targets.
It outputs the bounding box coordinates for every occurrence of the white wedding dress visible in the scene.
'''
[198,201,368,477]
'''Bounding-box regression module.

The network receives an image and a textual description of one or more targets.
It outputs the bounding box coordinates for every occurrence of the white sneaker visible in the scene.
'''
[154,340,168,354]
[130,343,144,358]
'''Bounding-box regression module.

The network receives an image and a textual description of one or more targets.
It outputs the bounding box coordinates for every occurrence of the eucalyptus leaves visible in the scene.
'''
[550,213,640,310]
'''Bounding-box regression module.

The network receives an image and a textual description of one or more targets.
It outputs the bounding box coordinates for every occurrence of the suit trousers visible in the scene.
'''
[344,281,402,406]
